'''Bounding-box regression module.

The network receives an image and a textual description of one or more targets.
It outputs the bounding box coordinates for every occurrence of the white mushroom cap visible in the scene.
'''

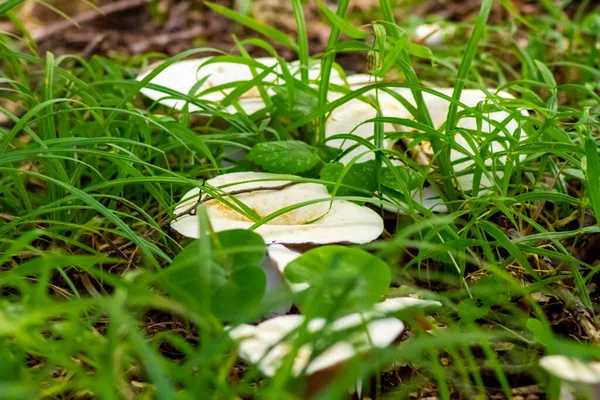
[171,172,384,245]
[373,297,443,313]
[137,56,344,114]
[228,304,408,377]
[325,92,410,164]
[229,297,441,377]
[325,87,525,212]
[382,186,448,214]
[413,23,457,47]
[395,88,527,194]
[137,57,280,112]
[229,315,311,376]
[540,355,600,384]
[305,317,404,374]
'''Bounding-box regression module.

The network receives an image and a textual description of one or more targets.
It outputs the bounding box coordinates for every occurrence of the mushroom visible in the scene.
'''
[324,88,448,214]
[137,56,346,114]
[171,172,384,245]
[413,23,457,47]
[228,297,442,379]
[539,355,600,399]
[396,88,527,194]
[137,57,278,113]
[325,92,407,164]
[325,87,527,204]
[381,186,448,214]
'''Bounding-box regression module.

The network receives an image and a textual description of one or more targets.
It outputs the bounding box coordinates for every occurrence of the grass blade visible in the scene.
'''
[585,137,600,225]
[291,0,309,82]
[205,2,299,51]
[0,0,24,16]
[316,0,350,144]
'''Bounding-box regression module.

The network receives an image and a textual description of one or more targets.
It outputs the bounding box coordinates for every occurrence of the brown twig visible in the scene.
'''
[81,33,107,59]
[173,182,299,220]
[0,213,16,221]
[31,0,146,42]
[129,26,205,54]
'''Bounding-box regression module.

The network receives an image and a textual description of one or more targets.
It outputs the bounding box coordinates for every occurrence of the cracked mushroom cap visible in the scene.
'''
[540,355,600,384]
[228,297,441,377]
[171,172,384,245]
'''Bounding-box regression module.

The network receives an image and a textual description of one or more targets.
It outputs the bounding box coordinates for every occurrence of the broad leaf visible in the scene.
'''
[248,141,321,174]
[320,161,378,197]
[271,86,319,123]
[381,166,421,192]
[457,298,490,323]
[284,246,391,316]
[162,229,267,321]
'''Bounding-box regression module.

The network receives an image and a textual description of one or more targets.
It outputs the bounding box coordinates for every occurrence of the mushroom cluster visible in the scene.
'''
[139,55,527,214]
[324,86,527,208]
[143,55,527,392]
[229,297,441,377]
[137,56,369,114]
[169,170,441,390]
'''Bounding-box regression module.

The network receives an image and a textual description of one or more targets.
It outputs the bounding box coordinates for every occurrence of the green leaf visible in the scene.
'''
[320,161,378,197]
[374,33,408,78]
[212,264,267,321]
[457,298,490,323]
[248,141,321,174]
[162,229,267,321]
[0,0,24,16]
[271,86,319,123]
[0,341,24,382]
[317,146,341,163]
[381,166,421,192]
[291,0,310,82]
[535,60,557,88]
[316,0,370,39]
[316,0,351,143]
[284,246,391,316]
[336,40,371,53]
[582,13,600,36]
[214,229,266,267]
[470,276,510,307]
[444,0,493,198]
[405,42,434,59]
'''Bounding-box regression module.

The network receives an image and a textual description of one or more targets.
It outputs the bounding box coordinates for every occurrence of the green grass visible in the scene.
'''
[1,0,600,398]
